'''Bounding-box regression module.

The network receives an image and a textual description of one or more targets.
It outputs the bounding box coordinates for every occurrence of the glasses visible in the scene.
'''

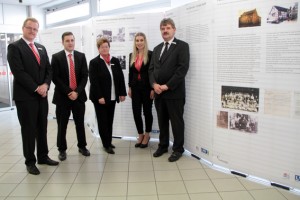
[24,26,38,32]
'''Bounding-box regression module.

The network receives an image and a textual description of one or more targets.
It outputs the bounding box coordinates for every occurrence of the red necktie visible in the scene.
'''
[68,54,77,90]
[29,43,40,65]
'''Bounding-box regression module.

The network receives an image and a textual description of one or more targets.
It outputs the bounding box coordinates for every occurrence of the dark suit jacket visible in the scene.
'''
[89,55,127,104]
[149,38,189,99]
[7,38,52,101]
[51,50,88,105]
[128,50,152,89]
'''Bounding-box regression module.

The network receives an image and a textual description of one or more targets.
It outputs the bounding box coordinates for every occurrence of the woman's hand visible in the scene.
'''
[150,90,155,99]
[119,96,126,102]
[128,87,132,98]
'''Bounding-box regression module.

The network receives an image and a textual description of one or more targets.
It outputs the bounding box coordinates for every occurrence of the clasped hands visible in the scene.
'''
[36,83,48,97]
[68,91,78,101]
[98,96,126,104]
[153,83,168,95]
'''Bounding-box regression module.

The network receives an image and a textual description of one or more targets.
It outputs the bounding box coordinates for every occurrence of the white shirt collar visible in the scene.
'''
[65,50,74,56]
[22,37,34,46]
[165,37,175,45]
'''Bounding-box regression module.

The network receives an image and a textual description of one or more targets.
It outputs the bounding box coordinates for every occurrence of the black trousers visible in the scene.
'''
[15,98,49,166]
[155,98,185,153]
[93,101,116,148]
[56,101,87,151]
[131,82,153,134]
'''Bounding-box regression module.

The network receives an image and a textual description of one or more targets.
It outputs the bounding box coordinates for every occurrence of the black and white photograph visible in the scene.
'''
[229,112,258,133]
[97,30,112,42]
[112,27,125,42]
[221,86,259,112]
[116,55,126,70]
[129,32,136,41]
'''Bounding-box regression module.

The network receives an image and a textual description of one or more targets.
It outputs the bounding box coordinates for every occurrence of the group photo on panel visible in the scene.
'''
[7,16,190,175]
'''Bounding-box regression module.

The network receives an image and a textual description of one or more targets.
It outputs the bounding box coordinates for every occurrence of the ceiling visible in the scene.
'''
[0,0,71,8]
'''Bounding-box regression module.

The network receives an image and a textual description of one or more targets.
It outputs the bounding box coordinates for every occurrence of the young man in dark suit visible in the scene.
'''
[51,32,90,161]
[149,18,190,162]
[7,17,59,175]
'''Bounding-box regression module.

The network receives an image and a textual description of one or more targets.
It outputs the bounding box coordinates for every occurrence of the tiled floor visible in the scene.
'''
[0,110,300,200]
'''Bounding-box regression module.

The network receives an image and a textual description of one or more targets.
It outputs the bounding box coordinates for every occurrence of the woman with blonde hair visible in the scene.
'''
[128,32,154,148]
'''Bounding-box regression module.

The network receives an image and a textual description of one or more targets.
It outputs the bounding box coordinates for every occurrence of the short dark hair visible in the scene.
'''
[62,32,74,41]
[160,18,176,29]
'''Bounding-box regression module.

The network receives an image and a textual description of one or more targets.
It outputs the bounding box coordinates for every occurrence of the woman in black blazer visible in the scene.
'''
[89,37,127,154]
[128,32,154,148]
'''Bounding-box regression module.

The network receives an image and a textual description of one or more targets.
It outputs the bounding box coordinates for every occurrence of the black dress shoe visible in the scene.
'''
[58,151,67,161]
[79,148,91,156]
[26,165,40,175]
[153,148,168,157]
[110,144,116,148]
[38,158,59,166]
[168,152,182,162]
[105,147,115,154]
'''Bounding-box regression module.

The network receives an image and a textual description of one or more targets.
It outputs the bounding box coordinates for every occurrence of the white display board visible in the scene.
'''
[211,0,300,189]
[166,0,300,190]
[88,13,163,137]
[168,0,299,189]
[39,0,300,190]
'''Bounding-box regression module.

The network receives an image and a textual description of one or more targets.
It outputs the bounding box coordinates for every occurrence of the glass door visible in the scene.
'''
[0,33,10,110]
[0,33,22,111]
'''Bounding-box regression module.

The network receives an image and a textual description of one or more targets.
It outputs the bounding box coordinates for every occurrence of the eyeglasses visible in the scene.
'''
[24,26,38,32]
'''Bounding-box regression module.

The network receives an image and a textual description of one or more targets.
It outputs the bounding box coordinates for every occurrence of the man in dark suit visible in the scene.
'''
[7,17,59,175]
[149,18,190,162]
[51,32,90,161]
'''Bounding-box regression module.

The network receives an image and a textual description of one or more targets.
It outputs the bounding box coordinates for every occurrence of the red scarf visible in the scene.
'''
[101,54,111,64]
[135,55,143,80]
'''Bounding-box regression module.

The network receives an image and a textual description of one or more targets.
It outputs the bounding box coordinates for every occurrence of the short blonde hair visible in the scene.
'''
[23,17,39,28]
[96,37,110,49]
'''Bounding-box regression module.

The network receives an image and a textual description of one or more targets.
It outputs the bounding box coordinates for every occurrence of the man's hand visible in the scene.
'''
[153,83,168,94]
[37,83,48,97]
[68,91,78,101]
[153,83,163,94]
[160,84,169,91]
[98,98,105,104]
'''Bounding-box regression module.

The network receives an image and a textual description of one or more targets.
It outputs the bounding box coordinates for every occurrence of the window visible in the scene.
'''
[98,0,156,12]
[46,2,89,25]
